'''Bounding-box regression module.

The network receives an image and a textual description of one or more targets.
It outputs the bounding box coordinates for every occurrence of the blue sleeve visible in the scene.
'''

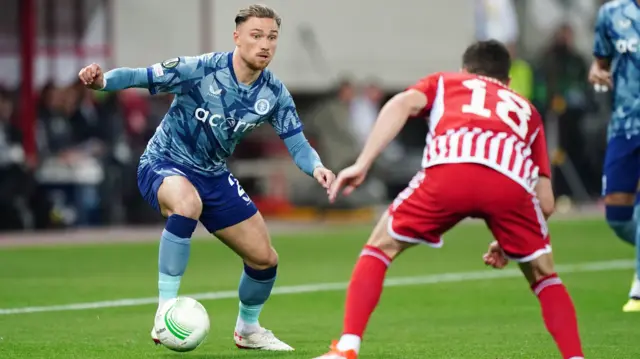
[145,55,208,95]
[593,5,613,59]
[283,132,323,177]
[102,68,149,91]
[269,84,304,139]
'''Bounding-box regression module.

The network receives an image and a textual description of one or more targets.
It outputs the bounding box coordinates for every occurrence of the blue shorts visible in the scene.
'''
[602,135,640,196]
[137,158,258,233]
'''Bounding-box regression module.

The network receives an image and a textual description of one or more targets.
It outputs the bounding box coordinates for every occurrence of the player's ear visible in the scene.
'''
[505,77,512,86]
[233,30,241,46]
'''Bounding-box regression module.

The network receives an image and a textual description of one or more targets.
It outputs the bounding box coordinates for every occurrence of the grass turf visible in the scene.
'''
[0,219,638,358]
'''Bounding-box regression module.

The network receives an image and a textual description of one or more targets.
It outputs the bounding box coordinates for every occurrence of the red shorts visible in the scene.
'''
[388,163,550,262]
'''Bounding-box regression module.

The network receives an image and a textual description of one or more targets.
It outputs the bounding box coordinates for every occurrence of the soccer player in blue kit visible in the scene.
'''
[590,0,640,312]
[78,4,335,350]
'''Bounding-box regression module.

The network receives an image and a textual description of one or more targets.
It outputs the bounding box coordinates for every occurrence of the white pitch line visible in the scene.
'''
[0,259,633,316]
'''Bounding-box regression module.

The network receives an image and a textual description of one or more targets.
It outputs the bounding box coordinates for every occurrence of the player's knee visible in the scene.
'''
[366,233,408,261]
[604,193,636,207]
[158,176,203,219]
[170,197,202,219]
[244,247,278,270]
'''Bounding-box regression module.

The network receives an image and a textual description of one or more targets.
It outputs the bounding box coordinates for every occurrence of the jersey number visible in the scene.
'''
[228,174,251,202]
[461,78,531,139]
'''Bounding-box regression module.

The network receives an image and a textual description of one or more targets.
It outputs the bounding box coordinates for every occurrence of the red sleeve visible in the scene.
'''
[406,72,441,116]
[530,111,551,178]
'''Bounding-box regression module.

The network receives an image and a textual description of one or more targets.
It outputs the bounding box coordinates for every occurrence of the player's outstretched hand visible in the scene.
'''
[313,166,336,190]
[482,240,509,269]
[588,62,612,92]
[78,63,105,90]
[328,163,368,203]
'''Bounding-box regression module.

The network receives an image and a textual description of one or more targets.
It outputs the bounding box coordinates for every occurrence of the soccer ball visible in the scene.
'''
[154,297,210,352]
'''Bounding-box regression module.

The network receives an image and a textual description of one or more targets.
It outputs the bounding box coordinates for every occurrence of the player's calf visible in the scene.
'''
[519,254,584,359]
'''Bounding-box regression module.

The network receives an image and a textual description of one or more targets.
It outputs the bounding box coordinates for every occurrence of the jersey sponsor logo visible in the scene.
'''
[194,108,261,133]
[161,58,180,69]
[615,38,639,53]
[254,99,270,115]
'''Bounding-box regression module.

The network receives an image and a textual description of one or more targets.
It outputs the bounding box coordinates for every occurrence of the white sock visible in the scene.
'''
[235,316,261,335]
[629,274,640,298]
[336,334,361,354]
[156,297,170,316]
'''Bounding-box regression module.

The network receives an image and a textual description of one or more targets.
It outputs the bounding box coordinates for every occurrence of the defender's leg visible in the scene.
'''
[485,181,584,359]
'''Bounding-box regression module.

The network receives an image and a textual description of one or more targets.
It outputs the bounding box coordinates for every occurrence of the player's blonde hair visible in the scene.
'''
[235,4,282,28]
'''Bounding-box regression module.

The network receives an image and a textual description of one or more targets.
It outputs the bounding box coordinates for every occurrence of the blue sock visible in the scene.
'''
[606,205,636,246]
[236,263,277,332]
[157,214,198,311]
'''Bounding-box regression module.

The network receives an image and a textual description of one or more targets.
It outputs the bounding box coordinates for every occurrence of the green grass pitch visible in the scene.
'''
[1,219,639,358]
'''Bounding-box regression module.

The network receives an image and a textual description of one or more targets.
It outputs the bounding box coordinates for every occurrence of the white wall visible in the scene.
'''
[112,0,474,91]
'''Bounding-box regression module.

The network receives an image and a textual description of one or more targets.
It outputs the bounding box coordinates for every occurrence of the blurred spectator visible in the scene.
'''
[507,43,534,100]
[292,78,385,208]
[36,82,105,227]
[0,87,29,230]
[534,23,597,197]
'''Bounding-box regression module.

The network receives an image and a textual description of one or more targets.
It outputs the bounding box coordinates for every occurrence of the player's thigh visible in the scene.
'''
[387,168,465,248]
[137,159,203,219]
[195,172,270,268]
[602,136,640,206]
[214,212,276,269]
[484,188,551,263]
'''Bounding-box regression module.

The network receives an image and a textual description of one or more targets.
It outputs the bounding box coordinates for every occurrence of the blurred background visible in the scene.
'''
[0,0,613,233]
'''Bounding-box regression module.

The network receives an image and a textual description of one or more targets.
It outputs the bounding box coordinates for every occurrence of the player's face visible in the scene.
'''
[234,17,279,71]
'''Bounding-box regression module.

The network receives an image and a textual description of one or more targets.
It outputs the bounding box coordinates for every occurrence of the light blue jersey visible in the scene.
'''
[594,0,640,139]
[102,51,321,177]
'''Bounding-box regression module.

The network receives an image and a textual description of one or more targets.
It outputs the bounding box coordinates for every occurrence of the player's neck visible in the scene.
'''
[232,50,262,86]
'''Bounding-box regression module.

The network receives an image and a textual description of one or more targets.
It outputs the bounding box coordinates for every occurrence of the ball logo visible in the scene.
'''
[254,99,270,115]
[615,38,638,53]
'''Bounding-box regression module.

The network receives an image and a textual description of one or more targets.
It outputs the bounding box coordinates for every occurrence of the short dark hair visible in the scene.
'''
[462,40,511,83]
[235,4,281,28]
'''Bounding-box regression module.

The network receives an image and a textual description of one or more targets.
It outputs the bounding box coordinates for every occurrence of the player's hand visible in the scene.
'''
[313,166,336,190]
[588,62,612,92]
[328,162,369,203]
[78,63,105,90]
[482,240,509,269]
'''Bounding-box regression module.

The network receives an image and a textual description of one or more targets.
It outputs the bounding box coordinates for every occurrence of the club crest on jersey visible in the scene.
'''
[161,58,179,69]
[254,99,270,115]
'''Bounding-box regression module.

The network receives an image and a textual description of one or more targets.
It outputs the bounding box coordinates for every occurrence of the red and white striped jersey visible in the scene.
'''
[408,72,550,192]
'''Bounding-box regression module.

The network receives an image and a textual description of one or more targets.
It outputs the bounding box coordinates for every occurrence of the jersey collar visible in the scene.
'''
[227,51,265,90]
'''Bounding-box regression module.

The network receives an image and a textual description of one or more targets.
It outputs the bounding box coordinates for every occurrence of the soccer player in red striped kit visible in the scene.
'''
[313,40,585,359]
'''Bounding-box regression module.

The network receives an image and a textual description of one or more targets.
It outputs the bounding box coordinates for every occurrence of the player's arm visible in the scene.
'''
[270,85,333,186]
[530,119,554,219]
[79,56,206,94]
[353,89,427,170]
[282,132,323,176]
[589,4,613,89]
